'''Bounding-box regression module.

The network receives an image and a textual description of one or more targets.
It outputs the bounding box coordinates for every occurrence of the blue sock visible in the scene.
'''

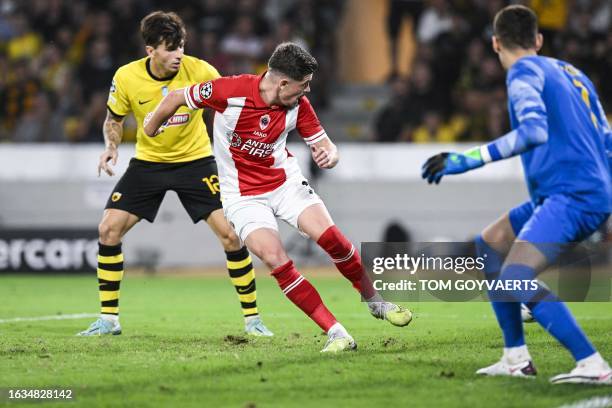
[499,263,597,362]
[530,301,596,361]
[475,236,524,347]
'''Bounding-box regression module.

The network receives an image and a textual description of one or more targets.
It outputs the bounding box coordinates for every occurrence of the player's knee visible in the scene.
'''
[481,222,513,252]
[219,229,241,252]
[98,220,123,246]
[260,249,290,270]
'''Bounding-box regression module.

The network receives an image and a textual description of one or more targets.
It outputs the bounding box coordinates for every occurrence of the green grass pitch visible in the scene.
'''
[1,273,611,407]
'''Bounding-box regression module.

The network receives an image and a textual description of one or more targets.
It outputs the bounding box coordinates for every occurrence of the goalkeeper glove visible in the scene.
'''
[421,152,484,184]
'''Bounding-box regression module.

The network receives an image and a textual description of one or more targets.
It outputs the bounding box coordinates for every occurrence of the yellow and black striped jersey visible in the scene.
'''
[107,55,219,163]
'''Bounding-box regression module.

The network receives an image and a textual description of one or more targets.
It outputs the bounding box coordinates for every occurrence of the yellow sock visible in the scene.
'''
[97,243,124,316]
[226,247,258,318]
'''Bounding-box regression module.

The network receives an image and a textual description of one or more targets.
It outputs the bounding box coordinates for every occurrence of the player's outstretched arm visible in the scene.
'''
[143,89,188,137]
[98,110,125,177]
[422,63,549,184]
[310,137,339,169]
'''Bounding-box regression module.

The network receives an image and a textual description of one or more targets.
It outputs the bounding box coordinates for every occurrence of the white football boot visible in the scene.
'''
[320,323,357,353]
[521,303,535,323]
[77,316,122,336]
[244,316,274,337]
[477,359,537,378]
[368,301,413,327]
[477,346,537,378]
[550,353,612,385]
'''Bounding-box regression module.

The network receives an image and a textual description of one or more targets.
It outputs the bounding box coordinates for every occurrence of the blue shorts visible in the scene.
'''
[509,194,609,261]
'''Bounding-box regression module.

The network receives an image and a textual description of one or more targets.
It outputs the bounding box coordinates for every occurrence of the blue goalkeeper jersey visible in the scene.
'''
[484,55,612,213]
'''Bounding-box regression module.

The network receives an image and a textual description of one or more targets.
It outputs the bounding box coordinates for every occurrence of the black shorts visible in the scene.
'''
[105,156,222,223]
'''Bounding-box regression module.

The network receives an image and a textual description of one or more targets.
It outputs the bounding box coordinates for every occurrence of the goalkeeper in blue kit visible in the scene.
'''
[422,5,611,384]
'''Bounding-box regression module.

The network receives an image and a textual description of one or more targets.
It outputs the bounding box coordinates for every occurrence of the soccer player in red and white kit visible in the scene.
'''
[145,43,412,352]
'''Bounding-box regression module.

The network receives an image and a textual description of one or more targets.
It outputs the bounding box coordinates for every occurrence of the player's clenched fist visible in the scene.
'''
[311,145,338,169]
[143,112,167,137]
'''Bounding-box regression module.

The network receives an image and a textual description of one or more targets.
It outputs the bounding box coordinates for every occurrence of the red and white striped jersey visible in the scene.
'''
[184,73,327,197]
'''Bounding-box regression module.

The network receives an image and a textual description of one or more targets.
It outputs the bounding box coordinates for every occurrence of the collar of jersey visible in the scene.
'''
[146,58,179,82]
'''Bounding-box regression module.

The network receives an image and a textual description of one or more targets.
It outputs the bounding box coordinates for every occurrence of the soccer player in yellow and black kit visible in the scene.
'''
[78,11,273,337]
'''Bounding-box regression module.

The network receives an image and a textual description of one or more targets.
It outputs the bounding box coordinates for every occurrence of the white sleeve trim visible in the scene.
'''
[480,145,492,163]
[303,129,327,145]
[184,86,198,110]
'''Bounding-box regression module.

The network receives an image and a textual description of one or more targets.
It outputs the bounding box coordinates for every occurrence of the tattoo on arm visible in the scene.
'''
[103,110,125,149]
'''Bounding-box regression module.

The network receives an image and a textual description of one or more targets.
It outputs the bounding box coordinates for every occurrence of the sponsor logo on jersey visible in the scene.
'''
[110,79,116,93]
[253,131,267,138]
[228,132,276,157]
[229,132,242,147]
[162,86,169,97]
[200,81,213,99]
[166,113,190,126]
[111,192,122,202]
[240,139,276,158]
[146,113,189,131]
[259,114,270,130]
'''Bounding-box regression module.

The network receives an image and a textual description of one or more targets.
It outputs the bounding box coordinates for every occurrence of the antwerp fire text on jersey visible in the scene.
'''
[184,74,327,198]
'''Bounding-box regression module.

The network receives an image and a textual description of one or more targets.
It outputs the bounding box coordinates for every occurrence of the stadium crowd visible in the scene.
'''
[375,0,612,142]
[0,0,341,142]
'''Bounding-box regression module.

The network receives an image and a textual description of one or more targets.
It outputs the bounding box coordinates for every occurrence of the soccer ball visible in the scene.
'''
[521,303,535,323]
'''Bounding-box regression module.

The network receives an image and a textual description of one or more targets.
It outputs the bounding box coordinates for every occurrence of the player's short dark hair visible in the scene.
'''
[140,11,186,50]
[493,5,539,50]
[268,42,318,81]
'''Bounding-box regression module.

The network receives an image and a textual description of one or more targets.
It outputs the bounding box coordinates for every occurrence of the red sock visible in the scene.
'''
[316,225,377,299]
[271,260,337,331]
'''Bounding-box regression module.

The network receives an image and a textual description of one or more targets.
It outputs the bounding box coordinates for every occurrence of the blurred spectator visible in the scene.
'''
[416,0,453,44]
[386,0,424,79]
[374,77,411,142]
[199,31,232,74]
[6,13,42,60]
[1,59,41,132]
[281,0,343,108]
[457,39,486,92]
[77,37,114,103]
[412,111,455,143]
[530,0,569,55]
[220,16,264,74]
[71,91,108,142]
[12,91,65,142]
[30,0,72,43]
[197,0,233,38]
[409,62,445,119]
[273,19,309,52]
[35,44,71,95]
[235,0,271,37]
[107,1,144,64]
[586,0,611,35]
[430,13,470,114]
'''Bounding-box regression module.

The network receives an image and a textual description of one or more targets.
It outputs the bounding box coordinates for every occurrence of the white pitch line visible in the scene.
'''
[557,395,612,408]
[0,313,98,324]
